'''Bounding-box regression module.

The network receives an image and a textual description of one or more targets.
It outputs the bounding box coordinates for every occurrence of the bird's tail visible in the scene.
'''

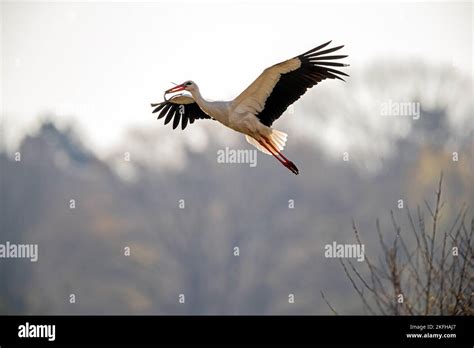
[245,129,288,155]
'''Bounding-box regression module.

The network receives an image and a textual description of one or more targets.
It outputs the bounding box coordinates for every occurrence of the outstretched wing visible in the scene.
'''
[151,95,212,130]
[232,41,349,127]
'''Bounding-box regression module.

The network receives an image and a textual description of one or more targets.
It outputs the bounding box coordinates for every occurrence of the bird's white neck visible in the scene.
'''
[190,87,229,123]
[190,87,206,106]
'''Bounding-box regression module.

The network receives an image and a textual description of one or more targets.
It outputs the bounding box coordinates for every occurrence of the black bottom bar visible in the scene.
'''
[0,315,472,346]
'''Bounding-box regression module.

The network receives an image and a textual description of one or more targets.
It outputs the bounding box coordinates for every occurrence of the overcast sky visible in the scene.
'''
[1,0,472,154]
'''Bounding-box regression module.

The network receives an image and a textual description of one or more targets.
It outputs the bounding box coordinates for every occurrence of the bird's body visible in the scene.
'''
[194,97,271,143]
[152,41,349,175]
[179,86,269,138]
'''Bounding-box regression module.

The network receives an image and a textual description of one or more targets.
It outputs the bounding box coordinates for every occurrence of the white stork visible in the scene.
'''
[151,41,349,175]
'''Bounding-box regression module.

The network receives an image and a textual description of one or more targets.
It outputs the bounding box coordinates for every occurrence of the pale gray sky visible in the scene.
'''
[1,0,472,154]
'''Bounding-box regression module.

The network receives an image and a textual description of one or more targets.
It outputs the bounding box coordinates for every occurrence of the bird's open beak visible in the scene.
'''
[165,84,186,94]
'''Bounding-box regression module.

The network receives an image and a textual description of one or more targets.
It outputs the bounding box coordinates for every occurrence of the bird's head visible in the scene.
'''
[165,80,197,95]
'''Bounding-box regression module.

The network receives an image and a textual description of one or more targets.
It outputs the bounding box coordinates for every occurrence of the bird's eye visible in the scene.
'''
[186,82,192,86]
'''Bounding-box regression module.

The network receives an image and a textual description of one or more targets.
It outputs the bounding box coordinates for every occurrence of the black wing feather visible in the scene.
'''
[172,107,181,129]
[156,103,172,119]
[256,41,349,127]
[151,95,211,130]
[181,110,188,130]
[164,106,175,125]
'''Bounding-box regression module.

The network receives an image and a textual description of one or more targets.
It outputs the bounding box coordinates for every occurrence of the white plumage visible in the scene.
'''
[151,41,349,175]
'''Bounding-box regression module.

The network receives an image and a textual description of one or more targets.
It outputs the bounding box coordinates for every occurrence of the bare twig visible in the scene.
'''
[320,291,338,315]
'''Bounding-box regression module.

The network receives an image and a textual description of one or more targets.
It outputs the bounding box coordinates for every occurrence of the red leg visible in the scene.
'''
[257,140,287,167]
[258,139,299,175]
[262,137,299,175]
[262,137,290,162]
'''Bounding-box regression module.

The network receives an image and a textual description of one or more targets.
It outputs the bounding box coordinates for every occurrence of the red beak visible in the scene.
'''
[165,84,186,94]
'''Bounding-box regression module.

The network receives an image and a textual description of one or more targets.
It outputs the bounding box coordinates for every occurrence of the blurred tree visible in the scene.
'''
[323,174,473,315]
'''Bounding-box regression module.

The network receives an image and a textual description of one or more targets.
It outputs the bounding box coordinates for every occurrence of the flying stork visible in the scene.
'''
[151,41,349,175]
